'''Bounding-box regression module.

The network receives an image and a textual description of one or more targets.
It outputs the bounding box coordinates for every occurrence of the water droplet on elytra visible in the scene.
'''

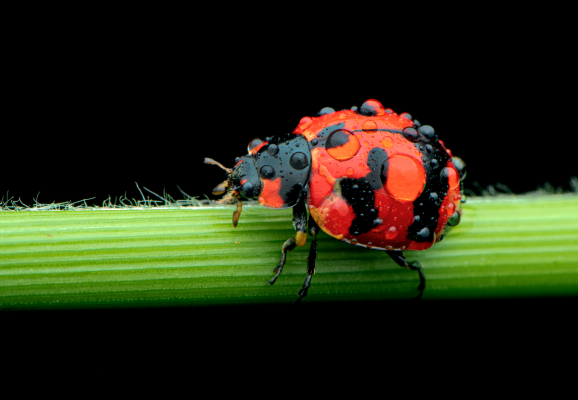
[401,127,419,142]
[382,136,393,148]
[386,226,398,239]
[359,99,385,116]
[362,120,377,131]
[448,211,461,226]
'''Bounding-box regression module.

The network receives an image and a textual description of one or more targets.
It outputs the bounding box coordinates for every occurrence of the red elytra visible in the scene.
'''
[292,106,461,251]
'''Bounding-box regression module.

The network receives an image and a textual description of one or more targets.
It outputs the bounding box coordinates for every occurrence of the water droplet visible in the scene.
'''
[260,165,275,179]
[326,129,360,161]
[367,242,372,249]
[290,152,308,170]
[447,202,455,215]
[374,218,383,225]
[362,120,377,131]
[441,167,460,190]
[425,144,433,153]
[414,215,420,222]
[382,136,393,148]
[317,107,335,116]
[401,127,419,142]
[448,211,461,226]
[352,184,359,190]
[346,167,354,175]
[351,105,358,112]
[267,144,279,156]
[384,155,426,202]
[430,159,439,169]
[258,197,264,204]
[247,138,263,153]
[351,238,358,244]
[414,227,430,240]
[386,226,398,239]
[359,163,364,169]
[359,99,385,116]
[363,140,369,146]
[311,139,318,146]
[418,125,436,141]
[299,116,312,126]
[384,108,394,114]
[400,112,412,120]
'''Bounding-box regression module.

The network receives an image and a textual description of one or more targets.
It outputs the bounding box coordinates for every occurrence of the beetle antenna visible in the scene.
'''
[204,158,232,174]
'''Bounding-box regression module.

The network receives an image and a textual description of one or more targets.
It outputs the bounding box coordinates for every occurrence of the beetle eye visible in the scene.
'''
[247,138,263,153]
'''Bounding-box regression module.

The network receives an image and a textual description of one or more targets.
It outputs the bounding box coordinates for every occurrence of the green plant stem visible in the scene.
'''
[1,194,577,310]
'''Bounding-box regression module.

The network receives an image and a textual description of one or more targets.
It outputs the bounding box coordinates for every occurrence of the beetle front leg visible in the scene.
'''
[385,250,426,301]
[295,213,320,304]
[267,196,307,285]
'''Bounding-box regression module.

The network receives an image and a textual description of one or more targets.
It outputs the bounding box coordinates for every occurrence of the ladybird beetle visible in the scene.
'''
[205,99,466,302]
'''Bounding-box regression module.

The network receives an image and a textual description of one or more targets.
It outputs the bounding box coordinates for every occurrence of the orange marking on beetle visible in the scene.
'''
[315,193,354,240]
[319,164,336,187]
[258,177,284,208]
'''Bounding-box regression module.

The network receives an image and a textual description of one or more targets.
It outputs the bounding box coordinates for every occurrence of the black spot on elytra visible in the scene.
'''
[365,147,389,191]
[407,136,451,243]
[340,178,378,236]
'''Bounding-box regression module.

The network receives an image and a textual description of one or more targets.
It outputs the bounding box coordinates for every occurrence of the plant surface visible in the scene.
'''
[1,194,577,310]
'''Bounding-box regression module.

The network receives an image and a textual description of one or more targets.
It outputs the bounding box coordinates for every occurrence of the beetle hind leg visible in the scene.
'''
[385,251,426,301]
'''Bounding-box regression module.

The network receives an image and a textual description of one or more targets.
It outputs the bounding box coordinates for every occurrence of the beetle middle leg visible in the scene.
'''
[295,213,320,304]
[385,250,426,301]
[267,196,308,285]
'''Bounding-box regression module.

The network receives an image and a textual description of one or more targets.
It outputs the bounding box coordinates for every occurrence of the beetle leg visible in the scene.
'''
[267,196,307,285]
[292,195,307,247]
[295,213,320,304]
[267,238,297,285]
[385,250,426,301]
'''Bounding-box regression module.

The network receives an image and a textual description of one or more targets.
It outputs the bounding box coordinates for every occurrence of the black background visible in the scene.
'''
[2,11,577,321]
[3,18,577,206]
